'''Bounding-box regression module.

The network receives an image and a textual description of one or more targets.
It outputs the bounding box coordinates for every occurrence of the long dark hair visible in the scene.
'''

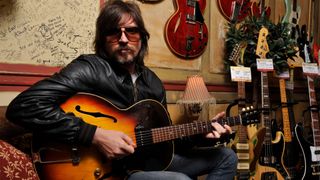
[94,0,150,66]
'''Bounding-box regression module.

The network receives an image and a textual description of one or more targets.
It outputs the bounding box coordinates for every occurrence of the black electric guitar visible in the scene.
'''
[252,27,288,180]
[294,44,320,180]
[278,71,303,179]
[32,92,260,180]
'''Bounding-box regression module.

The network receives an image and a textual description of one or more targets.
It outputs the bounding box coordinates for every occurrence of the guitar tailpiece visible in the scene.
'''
[71,147,80,165]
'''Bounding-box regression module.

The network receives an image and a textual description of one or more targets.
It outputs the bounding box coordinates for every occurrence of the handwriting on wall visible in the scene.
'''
[0,0,99,66]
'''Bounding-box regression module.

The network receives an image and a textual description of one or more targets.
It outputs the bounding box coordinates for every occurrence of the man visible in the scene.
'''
[6,0,237,179]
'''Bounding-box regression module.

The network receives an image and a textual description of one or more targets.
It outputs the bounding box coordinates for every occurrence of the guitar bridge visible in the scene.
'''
[311,163,320,175]
[186,14,196,24]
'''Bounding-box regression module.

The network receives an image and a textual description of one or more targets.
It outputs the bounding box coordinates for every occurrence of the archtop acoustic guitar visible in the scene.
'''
[32,92,260,180]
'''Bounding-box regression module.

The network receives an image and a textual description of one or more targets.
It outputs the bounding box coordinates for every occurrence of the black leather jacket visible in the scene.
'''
[5,54,166,145]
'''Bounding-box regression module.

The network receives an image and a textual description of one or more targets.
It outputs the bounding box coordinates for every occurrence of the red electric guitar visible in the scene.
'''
[251,0,271,18]
[313,42,319,64]
[164,0,208,59]
[217,0,252,23]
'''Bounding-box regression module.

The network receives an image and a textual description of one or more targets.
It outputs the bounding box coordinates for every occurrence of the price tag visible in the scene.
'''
[302,63,319,75]
[275,69,290,79]
[257,58,274,72]
[230,66,252,82]
[286,81,294,90]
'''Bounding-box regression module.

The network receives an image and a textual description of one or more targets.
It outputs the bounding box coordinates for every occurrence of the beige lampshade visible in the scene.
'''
[177,75,216,119]
[178,75,215,103]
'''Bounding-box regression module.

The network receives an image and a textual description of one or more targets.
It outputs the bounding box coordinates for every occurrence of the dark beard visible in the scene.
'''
[109,52,137,69]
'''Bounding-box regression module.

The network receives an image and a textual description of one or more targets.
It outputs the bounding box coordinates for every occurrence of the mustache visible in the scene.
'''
[116,46,134,51]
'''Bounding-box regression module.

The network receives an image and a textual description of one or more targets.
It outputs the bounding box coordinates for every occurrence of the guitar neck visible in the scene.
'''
[261,72,272,143]
[287,68,297,133]
[237,81,248,143]
[279,78,292,142]
[307,76,320,146]
[150,115,243,144]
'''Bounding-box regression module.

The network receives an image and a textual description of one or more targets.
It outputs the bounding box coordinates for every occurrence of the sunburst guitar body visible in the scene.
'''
[32,92,260,180]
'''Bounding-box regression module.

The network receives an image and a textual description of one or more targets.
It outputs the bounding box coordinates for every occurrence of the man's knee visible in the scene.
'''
[128,171,192,180]
[221,148,238,168]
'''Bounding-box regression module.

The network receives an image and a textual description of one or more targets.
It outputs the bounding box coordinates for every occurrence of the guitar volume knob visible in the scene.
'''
[94,168,101,177]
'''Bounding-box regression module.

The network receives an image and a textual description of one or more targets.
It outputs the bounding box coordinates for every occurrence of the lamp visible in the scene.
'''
[177,75,216,121]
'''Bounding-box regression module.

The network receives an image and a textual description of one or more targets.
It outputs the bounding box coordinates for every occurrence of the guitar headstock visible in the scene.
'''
[240,106,260,125]
[229,41,247,66]
[256,27,269,59]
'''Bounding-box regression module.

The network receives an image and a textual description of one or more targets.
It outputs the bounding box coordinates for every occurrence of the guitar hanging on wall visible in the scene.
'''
[251,0,271,18]
[217,0,252,23]
[282,0,301,40]
[164,0,208,59]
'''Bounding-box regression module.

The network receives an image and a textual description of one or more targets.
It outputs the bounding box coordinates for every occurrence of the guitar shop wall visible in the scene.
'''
[0,0,318,128]
[0,0,237,124]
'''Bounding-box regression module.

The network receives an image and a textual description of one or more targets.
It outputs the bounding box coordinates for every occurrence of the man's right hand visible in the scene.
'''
[92,127,136,159]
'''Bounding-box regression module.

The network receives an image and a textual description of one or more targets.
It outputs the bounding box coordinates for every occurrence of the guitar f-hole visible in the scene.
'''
[75,105,117,123]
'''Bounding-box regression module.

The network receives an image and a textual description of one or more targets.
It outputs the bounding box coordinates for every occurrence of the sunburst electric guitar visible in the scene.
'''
[251,27,288,180]
[228,42,259,179]
[32,92,260,180]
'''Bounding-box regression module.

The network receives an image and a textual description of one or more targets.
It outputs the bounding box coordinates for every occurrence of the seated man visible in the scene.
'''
[6,1,237,179]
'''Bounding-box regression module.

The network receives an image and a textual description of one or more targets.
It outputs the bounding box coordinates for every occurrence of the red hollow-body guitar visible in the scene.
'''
[32,92,260,180]
[164,0,208,59]
[217,0,252,22]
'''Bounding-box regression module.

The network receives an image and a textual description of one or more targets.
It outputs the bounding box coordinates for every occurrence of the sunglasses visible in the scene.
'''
[106,27,141,43]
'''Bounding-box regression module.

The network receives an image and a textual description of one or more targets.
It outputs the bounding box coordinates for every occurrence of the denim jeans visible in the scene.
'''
[127,147,237,180]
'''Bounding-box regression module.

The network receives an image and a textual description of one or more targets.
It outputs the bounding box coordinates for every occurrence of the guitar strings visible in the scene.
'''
[120,118,242,147]
[122,121,214,146]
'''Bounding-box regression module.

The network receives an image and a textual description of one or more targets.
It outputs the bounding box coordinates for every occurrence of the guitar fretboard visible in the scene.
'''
[152,117,241,143]
[261,72,272,145]
[307,76,320,146]
[279,78,292,142]
[238,81,248,143]
[135,116,243,147]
